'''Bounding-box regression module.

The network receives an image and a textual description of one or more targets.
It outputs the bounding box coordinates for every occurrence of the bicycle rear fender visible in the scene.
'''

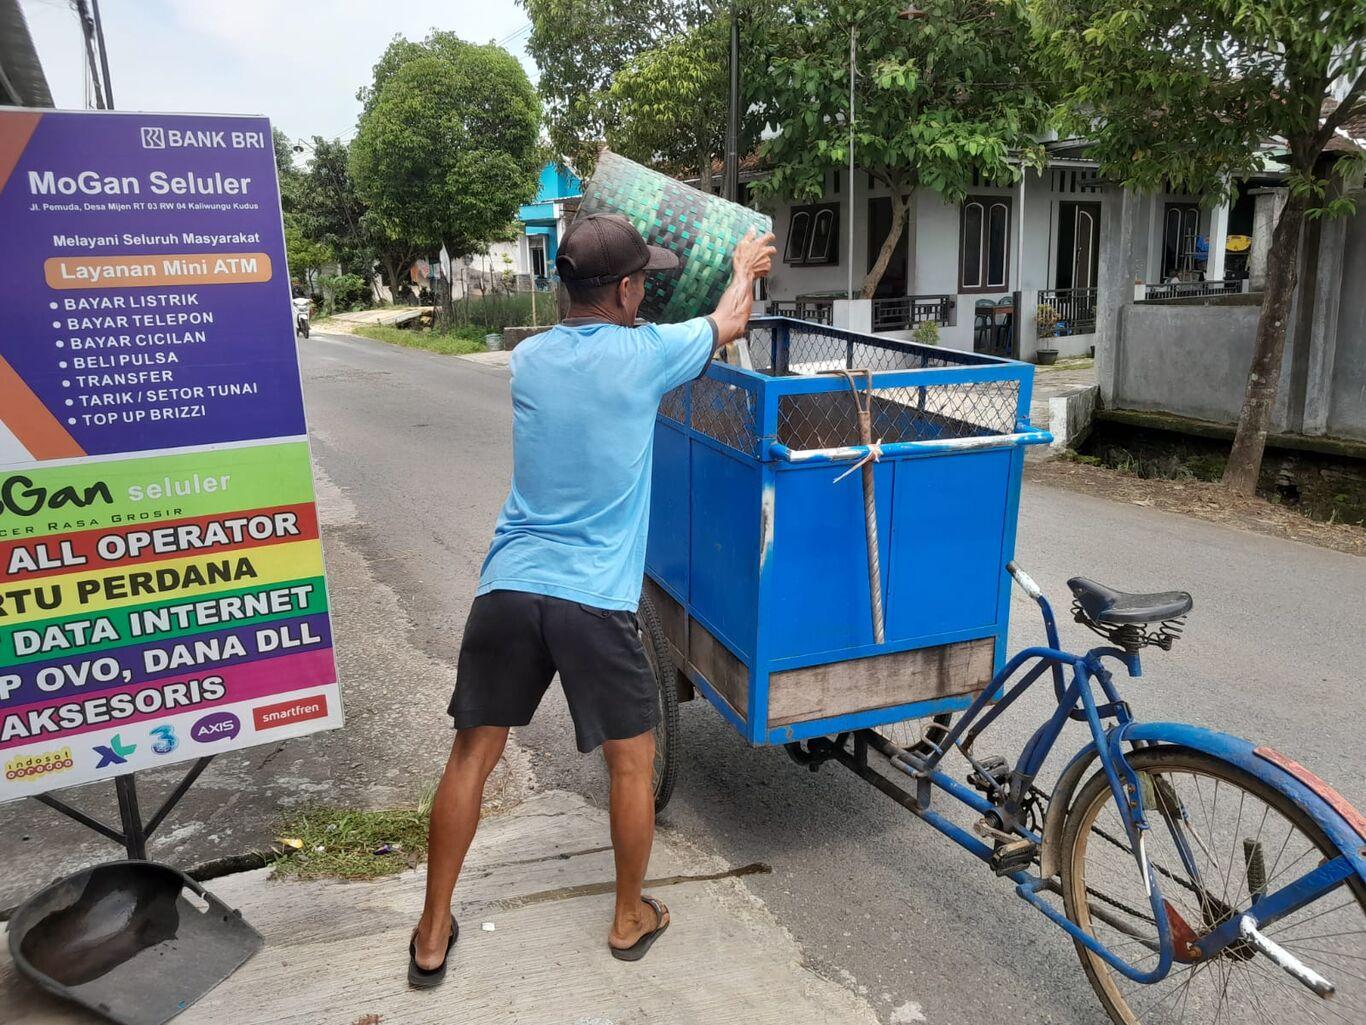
[1040,722,1366,885]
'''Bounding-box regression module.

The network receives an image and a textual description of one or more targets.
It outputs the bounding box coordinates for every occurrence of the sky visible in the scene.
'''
[19,0,536,145]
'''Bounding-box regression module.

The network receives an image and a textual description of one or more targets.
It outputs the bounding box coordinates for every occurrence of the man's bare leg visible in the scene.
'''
[413,725,509,969]
[603,730,668,949]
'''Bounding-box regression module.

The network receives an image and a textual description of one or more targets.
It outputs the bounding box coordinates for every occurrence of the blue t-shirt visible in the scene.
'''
[477,317,716,611]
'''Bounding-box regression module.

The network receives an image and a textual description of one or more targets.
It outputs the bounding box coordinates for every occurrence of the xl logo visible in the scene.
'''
[93,734,136,768]
[140,126,165,148]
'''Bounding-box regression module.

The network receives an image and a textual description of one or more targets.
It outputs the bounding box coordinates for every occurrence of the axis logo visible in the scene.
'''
[93,734,136,768]
[5,747,74,781]
[191,711,241,743]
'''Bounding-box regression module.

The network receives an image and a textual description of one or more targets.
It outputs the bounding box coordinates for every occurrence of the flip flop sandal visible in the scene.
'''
[610,896,669,962]
[408,914,458,988]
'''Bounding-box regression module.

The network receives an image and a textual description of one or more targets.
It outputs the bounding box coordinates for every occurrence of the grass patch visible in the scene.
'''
[452,292,546,333]
[273,797,432,881]
[349,323,490,356]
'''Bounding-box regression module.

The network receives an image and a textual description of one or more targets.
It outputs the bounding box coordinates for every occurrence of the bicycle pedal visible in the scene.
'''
[989,838,1038,876]
[967,755,1010,794]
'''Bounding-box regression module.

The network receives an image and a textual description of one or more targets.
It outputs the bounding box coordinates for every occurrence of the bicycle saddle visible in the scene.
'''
[1067,578,1193,625]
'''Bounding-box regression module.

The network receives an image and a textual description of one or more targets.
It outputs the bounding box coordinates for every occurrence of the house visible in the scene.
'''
[755,141,1268,362]
[1097,120,1366,444]
[511,161,583,284]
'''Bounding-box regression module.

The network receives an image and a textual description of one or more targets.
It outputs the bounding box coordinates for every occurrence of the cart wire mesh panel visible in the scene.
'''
[659,319,1024,455]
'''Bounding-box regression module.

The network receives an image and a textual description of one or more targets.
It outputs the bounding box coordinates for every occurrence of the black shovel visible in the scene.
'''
[7,861,263,1025]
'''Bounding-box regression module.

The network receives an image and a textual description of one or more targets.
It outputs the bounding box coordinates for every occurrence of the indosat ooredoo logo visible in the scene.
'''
[5,747,75,781]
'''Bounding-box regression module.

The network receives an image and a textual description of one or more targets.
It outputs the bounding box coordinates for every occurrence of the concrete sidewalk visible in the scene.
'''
[3,790,883,1025]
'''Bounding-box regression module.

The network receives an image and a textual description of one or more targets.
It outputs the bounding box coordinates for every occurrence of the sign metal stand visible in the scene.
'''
[30,758,214,860]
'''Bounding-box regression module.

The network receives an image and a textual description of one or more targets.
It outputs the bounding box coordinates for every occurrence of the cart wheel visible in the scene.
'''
[877,714,953,756]
[637,593,679,812]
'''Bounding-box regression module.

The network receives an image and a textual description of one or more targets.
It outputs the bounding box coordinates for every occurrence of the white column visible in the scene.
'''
[1206,199,1230,281]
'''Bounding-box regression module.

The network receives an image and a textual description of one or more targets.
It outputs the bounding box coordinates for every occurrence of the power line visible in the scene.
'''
[496,21,532,48]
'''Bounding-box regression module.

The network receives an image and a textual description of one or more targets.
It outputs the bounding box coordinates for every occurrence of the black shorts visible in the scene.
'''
[449,590,659,752]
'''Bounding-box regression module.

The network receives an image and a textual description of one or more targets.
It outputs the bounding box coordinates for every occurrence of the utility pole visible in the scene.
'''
[90,0,115,108]
[848,26,856,299]
[723,1,740,202]
[73,0,105,109]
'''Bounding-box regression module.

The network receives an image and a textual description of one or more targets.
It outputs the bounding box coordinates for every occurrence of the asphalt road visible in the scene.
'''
[291,331,1365,1025]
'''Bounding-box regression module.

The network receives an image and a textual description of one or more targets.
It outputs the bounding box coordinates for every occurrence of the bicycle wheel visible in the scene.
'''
[637,593,679,813]
[1060,748,1365,1025]
[875,714,953,757]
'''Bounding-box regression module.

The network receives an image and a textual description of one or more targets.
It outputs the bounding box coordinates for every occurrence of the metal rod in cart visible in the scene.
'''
[819,368,885,643]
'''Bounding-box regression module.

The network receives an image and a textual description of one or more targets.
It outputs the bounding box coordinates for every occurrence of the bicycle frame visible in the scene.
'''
[822,562,1365,989]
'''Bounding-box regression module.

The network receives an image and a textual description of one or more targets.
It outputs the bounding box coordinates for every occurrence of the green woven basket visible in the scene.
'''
[575,150,772,324]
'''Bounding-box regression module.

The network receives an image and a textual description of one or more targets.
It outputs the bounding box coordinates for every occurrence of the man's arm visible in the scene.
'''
[708,229,777,351]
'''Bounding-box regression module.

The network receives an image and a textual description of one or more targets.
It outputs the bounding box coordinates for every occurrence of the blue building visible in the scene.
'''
[516,161,582,282]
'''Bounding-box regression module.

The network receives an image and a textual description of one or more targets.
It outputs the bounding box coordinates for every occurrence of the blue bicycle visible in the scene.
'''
[643,562,1366,1023]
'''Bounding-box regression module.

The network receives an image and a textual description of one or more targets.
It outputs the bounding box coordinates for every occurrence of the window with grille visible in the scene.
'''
[959,196,1012,294]
[783,203,840,265]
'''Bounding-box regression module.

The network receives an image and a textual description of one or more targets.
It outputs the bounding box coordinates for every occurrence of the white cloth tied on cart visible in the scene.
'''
[832,439,884,484]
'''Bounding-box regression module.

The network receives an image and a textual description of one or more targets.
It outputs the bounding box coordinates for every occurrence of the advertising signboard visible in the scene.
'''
[0,110,341,801]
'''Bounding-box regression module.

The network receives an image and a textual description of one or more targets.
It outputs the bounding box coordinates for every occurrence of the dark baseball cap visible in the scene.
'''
[556,213,678,286]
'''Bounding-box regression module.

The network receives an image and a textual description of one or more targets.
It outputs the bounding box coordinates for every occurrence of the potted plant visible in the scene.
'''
[911,320,941,347]
[1034,303,1061,365]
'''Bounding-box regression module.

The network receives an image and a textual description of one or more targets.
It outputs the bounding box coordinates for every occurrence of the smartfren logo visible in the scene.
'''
[141,126,165,149]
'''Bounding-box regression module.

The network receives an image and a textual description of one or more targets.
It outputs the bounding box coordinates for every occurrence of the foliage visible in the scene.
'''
[319,273,370,315]
[292,137,372,276]
[451,291,544,333]
[753,0,1050,296]
[283,216,333,284]
[351,34,542,275]
[1034,301,1060,335]
[349,323,492,356]
[1033,0,1365,494]
[1032,0,1365,215]
[911,320,940,346]
[272,127,303,215]
[604,13,770,190]
[521,0,691,174]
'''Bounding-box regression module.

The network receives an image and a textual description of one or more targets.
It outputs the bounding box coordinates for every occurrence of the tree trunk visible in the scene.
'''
[379,254,402,303]
[698,145,714,195]
[860,190,910,299]
[1221,191,1308,496]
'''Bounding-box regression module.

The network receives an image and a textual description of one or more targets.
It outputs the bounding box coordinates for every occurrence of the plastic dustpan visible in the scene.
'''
[7,860,263,1025]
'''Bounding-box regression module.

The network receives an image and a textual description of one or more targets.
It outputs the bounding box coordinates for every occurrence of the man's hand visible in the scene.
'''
[732,228,777,280]
[709,228,777,350]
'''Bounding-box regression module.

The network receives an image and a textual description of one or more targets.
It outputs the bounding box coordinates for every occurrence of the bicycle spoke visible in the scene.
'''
[1237,956,1360,1025]
[1269,898,1360,940]
[1064,753,1364,1024]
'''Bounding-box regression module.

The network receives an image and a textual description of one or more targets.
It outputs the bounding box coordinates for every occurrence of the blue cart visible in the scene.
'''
[635,317,1366,1025]
[641,316,1046,792]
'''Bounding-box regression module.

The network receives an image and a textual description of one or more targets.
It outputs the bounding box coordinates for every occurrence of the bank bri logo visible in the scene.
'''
[140,126,165,149]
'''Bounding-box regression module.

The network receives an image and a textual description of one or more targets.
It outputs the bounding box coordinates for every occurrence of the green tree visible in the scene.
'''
[1033,0,1366,495]
[350,35,542,299]
[272,127,303,215]
[283,216,333,287]
[521,0,692,174]
[604,13,769,192]
[293,137,372,275]
[753,0,1050,297]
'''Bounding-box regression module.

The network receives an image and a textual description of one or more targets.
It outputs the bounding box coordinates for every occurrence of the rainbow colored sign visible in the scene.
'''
[0,110,340,801]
